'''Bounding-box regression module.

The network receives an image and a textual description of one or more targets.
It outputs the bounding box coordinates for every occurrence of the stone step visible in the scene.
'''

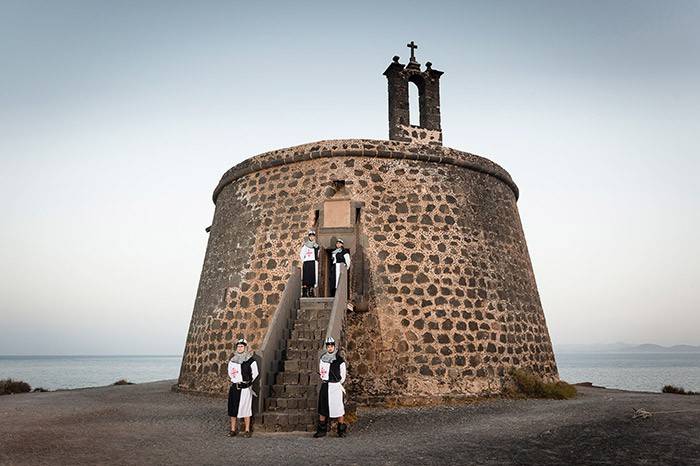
[296,308,332,320]
[265,396,317,411]
[293,319,329,331]
[275,370,318,385]
[290,328,326,340]
[285,348,320,361]
[259,410,317,432]
[298,301,332,310]
[286,338,321,351]
[272,383,317,398]
[283,359,318,371]
[299,297,334,307]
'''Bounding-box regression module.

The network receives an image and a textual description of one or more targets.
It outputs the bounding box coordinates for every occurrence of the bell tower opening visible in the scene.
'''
[409,80,420,126]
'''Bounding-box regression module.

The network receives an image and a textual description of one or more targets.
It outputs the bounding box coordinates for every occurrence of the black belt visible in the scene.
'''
[233,381,252,389]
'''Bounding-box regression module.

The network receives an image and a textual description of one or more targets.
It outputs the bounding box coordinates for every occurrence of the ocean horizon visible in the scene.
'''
[1,352,699,393]
[0,355,182,391]
[556,351,700,393]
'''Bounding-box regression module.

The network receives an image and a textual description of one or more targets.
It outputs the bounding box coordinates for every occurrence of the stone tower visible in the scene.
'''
[178,43,558,409]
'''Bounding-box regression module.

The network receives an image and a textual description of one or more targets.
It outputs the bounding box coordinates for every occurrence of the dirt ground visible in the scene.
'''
[1,380,699,465]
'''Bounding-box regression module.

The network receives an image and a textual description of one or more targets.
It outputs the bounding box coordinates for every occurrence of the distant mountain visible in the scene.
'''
[620,344,700,353]
[555,343,633,353]
[668,344,700,352]
[555,343,700,353]
[622,343,668,352]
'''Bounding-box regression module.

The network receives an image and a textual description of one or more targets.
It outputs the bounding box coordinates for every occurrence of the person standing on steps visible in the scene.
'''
[314,337,348,438]
[300,229,319,297]
[330,238,351,297]
[227,338,258,438]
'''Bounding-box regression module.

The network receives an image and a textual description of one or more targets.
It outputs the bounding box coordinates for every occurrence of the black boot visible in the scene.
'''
[308,287,315,297]
[313,421,327,438]
[337,422,347,437]
[302,287,308,298]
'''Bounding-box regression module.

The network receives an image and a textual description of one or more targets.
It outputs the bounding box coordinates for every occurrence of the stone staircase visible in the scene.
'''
[258,297,333,432]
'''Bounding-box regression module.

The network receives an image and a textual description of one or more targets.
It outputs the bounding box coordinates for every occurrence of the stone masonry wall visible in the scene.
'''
[394,124,442,145]
[178,139,558,401]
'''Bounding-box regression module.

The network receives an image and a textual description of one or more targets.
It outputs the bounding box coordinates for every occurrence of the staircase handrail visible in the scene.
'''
[318,264,348,359]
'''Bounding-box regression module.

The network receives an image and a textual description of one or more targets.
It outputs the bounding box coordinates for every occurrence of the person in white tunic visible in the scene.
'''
[227,338,258,437]
[299,230,319,297]
[313,337,348,438]
[330,239,351,297]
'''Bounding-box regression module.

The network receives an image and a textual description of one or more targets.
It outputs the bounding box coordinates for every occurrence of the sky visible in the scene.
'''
[1,0,698,355]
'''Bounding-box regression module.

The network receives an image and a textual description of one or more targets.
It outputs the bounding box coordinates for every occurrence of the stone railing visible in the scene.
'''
[256,266,300,415]
[318,265,348,359]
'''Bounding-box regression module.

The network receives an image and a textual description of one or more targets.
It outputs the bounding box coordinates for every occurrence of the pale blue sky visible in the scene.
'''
[1,0,698,354]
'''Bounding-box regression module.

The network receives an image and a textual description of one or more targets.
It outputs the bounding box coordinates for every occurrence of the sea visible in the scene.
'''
[0,355,182,390]
[1,353,699,393]
[556,352,700,392]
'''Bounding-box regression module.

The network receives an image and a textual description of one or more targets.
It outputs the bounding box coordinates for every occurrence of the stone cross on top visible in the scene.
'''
[407,41,418,62]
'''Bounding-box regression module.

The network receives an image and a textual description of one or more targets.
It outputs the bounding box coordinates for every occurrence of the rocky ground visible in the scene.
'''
[1,380,699,465]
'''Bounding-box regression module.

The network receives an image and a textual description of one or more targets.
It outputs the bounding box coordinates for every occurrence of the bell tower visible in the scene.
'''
[383,41,444,145]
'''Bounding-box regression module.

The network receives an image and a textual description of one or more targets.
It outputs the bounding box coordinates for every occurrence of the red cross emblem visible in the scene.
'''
[230,367,239,377]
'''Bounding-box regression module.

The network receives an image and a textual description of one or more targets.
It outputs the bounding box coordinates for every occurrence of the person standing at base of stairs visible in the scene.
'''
[314,337,348,438]
[300,230,320,297]
[227,338,258,438]
[330,239,351,297]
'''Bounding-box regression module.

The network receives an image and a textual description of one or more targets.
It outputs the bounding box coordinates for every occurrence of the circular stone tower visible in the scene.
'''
[178,46,558,404]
